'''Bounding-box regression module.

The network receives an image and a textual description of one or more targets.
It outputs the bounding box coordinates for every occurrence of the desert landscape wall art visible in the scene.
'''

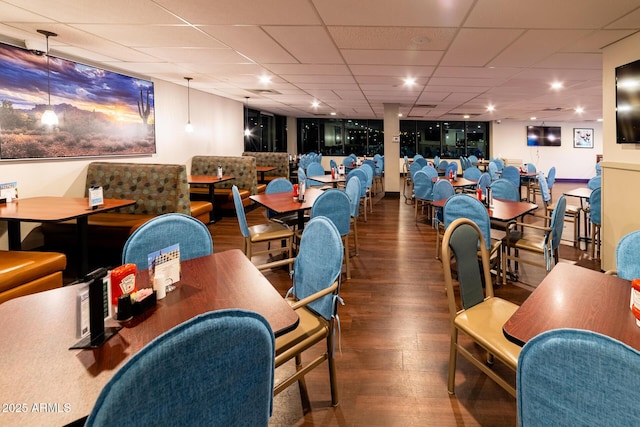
[0,41,155,160]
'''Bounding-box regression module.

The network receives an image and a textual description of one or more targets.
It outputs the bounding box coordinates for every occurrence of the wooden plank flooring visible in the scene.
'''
[210,181,600,427]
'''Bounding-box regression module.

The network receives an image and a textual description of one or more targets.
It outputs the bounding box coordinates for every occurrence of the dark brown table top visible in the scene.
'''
[256,165,276,173]
[250,186,324,214]
[187,174,234,184]
[0,196,136,222]
[503,263,640,349]
[433,176,478,187]
[0,249,298,425]
[431,196,538,222]
[308,174,347,186]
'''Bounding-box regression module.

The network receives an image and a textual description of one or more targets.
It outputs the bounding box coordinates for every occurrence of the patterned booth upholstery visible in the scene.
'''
[42,162,212,257]
[190,155,265,211]
[242,152,290,183]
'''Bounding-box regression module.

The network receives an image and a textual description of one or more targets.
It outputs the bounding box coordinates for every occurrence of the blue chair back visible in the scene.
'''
[329,159,338,170]
[375,157,384,176]
[433,155,440,168]
[265,178,293,220]
[488,161,499,180]
[492,158,504,171]
[433,179,454,201]
[468,155,478,164]
[589,187,601,226]
[445,162,458,177]
[311,189,351,237]
[85,309,275,427]
[615,230,640,280]
[501,166,520,191]
[588,175,601,190]
[409,161,423,179]
[437,160,449,172]
[537,171,551,204]
[293,217,343,319]
[347,169,367,199]
[526,163,537,173]
[363,159,376,174]
[306,162,325,177]
[463,166,482,181]
[345,175,360,219]
[413,154,424,161]
[517,329,640,426]
[549,195,566,251]
[595,162,602,176]
[412,170,434,201]
[490,178,519,201]
[232,185,251,238]
[413,157,427,168]
[422,165,439,180]
[342,156,354,167]
[360,163,374,189]
[443,194,492,250]
[122,213,213,270]
[546,166,556,189]
[297,167,307,187]
[477,172,492,196]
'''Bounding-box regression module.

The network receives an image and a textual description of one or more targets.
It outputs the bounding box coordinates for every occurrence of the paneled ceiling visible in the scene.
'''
[2,0,640,122]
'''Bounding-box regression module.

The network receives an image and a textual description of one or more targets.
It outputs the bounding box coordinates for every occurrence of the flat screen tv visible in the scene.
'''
[616,59,640,143]
[0,41,156,160]
[526,126,561,146]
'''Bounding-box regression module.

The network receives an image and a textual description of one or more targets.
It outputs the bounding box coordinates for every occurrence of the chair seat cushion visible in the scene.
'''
[507,234,546,253]
[455,297,521,368]
[0,250,67,294]
[274,304,329,366]
[249,222,293,242]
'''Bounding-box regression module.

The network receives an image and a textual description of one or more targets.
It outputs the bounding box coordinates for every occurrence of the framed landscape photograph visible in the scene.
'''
[573,128,594,149]
[0,41,155,161]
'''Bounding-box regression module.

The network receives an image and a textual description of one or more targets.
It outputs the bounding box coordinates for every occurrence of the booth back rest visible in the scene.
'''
[191,156,258,195]
[85,162,191,215]
[242,152,289,180]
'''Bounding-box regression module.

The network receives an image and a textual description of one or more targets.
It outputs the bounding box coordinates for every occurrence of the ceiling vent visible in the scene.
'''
[247,89,281,95]
[542,107,564,111]
[415,104,437,108]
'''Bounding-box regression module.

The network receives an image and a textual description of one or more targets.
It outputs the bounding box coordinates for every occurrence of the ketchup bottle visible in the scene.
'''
[631,279,640,326]
[476,187,483,201]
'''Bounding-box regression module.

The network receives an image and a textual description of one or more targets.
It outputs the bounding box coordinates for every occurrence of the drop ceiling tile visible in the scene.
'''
[200,25,297,63]
[342,49,443,66]
[263,26,343,64]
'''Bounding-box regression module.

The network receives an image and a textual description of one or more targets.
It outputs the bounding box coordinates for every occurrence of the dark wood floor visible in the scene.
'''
[209,181,599,427]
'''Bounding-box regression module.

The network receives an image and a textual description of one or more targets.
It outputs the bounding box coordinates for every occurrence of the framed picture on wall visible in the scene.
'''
[573,128,594,149]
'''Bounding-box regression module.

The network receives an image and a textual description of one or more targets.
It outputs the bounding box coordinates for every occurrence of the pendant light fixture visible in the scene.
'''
[244,97,251,137]
[37,29,58,126]
[184,77,193,133]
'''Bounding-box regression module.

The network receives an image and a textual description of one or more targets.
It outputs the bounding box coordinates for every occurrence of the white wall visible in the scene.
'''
[0,79,245,245]
[491,120,603,180]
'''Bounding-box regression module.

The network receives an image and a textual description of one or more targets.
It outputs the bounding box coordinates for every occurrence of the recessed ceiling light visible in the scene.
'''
[330,112,336,116]
[463,114,470,119]
[551,81,563,90]
[311,100,320,108]
[575,106,584,114]
[530,116,537,120]
[259,75,271,84]
[404,77,416,86]
[398,113,403,117]
[486,104,495,112]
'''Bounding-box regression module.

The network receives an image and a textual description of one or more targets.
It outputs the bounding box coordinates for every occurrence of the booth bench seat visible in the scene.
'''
[0,250,67,304]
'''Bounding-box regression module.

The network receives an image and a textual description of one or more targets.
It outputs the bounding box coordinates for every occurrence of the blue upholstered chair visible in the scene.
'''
[274,216,344,411]
[443,194,502,279]
[517,329,640,426]
[306,162,325,187]
[445,162,458,179]
[529,166,556,203]
[329,159,338,171]
[488,161,499,180]
[265,178,304,230]
[232,185,293,269]
[491,158,504,171]
[468,155,478,164]
[433,155,440,168]
[501,166,521,197]
[589,187,602,259]
[476,172,492,197]
[422,165,439,180]
[463,165,482,181]
[611,229,640,280]
[413,170,434,223]
[441,218,520,397]
[297,167,307,188]
[347,168,369,222]
[503,191,567,283]
[595,161,602,176]
[588,175,602,190]
[359,163,375,213]
[310,189,352,279]
[86,309,275,427]
[413,156,427,168]
[490,178,519,202]
[437,159,449,174]
[345,175,361,256]
[122,213,213,270]
[432,179,454,259]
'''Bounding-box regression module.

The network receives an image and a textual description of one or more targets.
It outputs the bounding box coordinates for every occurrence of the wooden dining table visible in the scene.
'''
[563,186,593,247]
[0,249,298,426]
[503,263,640,350]
[188,174,234,223]
[0,196,136,278]
[307,173,347,188]
[256,165,276,183]
[430,196,538,222]
[250,187,324,230]
[433,176,477,190]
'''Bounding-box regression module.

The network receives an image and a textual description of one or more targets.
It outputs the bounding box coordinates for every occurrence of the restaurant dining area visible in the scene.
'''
[2,2,640,424]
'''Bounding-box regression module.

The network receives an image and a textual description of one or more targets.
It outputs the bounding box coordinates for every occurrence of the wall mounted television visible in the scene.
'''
[0,41,155,160]
[616,58,640,143]
[526,125,561,146]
